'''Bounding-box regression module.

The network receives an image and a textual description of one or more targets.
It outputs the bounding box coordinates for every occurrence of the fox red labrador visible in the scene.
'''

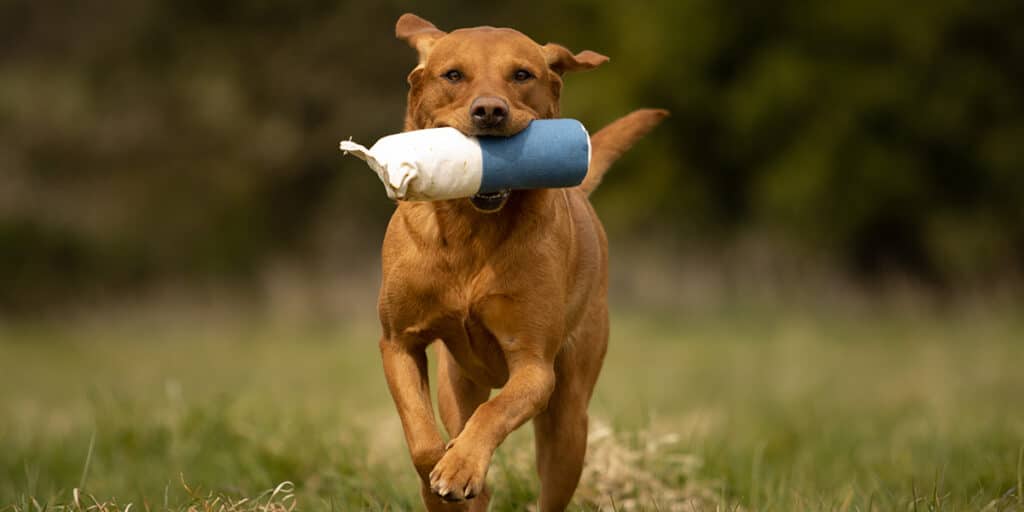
[376,13,667,511]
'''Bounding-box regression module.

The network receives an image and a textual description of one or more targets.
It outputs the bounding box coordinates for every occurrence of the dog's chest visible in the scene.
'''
[432,278,511,388]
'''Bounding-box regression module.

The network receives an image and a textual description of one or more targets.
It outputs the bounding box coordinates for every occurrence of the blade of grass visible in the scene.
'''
[78,430,96,491]
[912,478,919,512]
[1017,445,1023,507]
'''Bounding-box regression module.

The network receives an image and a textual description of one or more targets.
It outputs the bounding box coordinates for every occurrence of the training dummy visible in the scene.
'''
[340,119,590,201]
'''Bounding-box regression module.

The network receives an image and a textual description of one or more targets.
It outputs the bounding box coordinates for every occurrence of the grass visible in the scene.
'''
[1,305,1022,511]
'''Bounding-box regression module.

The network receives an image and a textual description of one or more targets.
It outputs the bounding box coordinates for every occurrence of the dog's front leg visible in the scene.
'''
[378,336,446,484]
[428,352,555,501]
[427,292,562,502]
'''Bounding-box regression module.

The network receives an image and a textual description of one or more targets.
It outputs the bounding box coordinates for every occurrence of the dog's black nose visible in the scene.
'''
[470,96,509,129]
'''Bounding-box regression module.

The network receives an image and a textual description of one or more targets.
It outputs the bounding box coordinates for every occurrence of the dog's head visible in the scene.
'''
[397,13,607,136]
[395,14,606,212]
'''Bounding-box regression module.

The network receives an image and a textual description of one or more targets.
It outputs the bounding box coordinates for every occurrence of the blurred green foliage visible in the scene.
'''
[1,0,1022,309]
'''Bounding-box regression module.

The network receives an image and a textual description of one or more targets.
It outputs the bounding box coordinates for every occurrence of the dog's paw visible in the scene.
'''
[428,437,489,502]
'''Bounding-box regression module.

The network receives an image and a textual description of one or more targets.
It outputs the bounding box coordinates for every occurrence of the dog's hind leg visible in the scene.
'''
[437,344,491,439]
[532,312,609,511]
[436,344,492,511]
[533,390,588,512]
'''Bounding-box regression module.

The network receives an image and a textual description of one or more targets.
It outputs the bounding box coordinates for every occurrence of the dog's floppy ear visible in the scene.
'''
[396,13,446,67]
[542,43,609,75]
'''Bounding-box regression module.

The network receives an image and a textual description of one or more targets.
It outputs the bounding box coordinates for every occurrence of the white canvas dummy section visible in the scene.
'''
[340,127,483,201]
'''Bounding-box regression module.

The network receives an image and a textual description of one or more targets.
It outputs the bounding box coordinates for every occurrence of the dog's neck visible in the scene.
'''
[398,190,550,252]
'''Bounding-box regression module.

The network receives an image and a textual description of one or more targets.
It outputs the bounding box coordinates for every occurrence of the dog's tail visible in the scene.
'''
[580,109,670,196]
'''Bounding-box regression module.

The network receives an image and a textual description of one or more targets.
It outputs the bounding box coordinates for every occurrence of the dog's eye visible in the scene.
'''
[513,69,534,82]
[443,69,463,83]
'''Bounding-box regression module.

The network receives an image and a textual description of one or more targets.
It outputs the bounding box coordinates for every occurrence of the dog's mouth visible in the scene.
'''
[431,121,530,138]
[470,190,510,213]
[428,120,516,213]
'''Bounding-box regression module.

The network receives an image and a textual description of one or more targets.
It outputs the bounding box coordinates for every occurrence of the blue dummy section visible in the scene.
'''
[477,119,590,193]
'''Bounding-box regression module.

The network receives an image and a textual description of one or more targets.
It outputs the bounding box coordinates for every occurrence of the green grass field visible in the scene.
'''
[1,306,1022,511]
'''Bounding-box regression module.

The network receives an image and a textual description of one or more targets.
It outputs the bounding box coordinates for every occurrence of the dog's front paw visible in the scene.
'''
[428,437,490,502]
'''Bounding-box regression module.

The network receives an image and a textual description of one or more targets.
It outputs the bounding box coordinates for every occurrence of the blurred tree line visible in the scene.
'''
[1,0,1022,311]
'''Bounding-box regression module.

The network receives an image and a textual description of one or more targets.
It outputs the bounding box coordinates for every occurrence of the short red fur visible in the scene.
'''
[378,13,667,511]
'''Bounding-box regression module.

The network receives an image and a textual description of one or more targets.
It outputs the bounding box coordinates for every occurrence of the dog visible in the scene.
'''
[377,13,667,511]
